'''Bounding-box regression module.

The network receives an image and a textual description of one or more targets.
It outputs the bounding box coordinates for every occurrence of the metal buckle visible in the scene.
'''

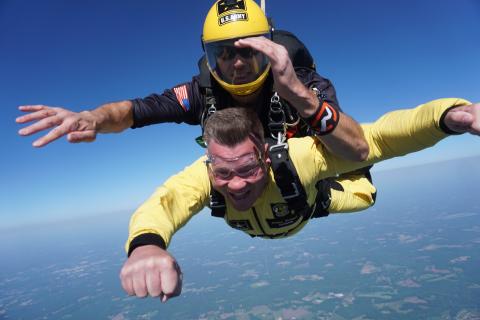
[209,195,226,209]
[268,92,287,140]
[269,138,288,160]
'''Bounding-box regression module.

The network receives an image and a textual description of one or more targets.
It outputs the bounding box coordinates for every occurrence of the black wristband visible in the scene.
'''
[305,88,340,135]
[127,233,167,257]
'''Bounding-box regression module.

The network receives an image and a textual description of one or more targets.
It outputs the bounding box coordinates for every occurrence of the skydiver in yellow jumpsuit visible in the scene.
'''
[121,98,479,302]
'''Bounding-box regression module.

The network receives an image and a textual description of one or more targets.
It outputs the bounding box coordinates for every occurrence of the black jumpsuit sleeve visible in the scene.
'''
[130,76,206,128]
[294,67,342,112]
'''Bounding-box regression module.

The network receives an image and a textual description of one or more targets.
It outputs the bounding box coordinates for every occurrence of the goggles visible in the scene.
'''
[205,151,264,181]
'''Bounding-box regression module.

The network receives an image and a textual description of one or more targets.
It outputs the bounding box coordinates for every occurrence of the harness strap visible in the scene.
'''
[210,187,226,218]
[311,179,333,218]
[201,87,217,130]
[266,137,310,220]
[268,92,287,140]
[195,87,217,148]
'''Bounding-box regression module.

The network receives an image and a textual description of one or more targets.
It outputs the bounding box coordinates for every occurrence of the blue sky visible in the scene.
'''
[2,0,480,227]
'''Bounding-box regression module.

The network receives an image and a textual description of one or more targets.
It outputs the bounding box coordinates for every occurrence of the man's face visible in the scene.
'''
[206,138,268,211]
[215,44,263,85]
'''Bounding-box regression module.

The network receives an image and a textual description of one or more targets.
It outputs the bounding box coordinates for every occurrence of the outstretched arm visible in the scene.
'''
[122,157,210,301]
[16,100,133,147]
[317,98,478,177]
[236,36,369,162]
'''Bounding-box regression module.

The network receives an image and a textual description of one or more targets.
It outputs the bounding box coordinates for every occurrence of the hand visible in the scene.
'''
[236,36,368,161]
[120,245,182,303]
[443,103,480,136]
[16,105,98,147]
[235,36,305,102]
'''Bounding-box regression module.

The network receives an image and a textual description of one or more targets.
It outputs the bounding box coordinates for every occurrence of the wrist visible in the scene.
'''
[128,233,167,257]
[83,109,105,132]
[88,101,133,133]
[304,88,340,135]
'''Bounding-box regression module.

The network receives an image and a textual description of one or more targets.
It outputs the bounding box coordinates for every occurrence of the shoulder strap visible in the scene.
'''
[266,137,310,219]
[195,87,217,148]
[209,187,226,218]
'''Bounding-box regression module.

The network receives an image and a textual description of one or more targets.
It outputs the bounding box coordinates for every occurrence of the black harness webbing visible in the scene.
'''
[210,188,227,218]
[265,137,310,219]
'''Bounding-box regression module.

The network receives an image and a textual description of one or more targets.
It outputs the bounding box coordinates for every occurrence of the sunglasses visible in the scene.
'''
[217,46,258,60]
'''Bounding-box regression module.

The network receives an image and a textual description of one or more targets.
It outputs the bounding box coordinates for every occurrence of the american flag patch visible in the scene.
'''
[173,85,190,111]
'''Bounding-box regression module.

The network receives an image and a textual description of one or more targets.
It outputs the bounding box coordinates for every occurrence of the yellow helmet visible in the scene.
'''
[202,0,272,96]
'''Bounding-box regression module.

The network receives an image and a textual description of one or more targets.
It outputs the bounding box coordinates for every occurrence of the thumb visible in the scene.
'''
[67,130,97,143]
[443,110,473,133]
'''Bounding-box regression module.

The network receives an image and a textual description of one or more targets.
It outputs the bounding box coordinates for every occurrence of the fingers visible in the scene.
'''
[18,108,62,137]
[24,123,67,148]
[120,270,134,296]
[17,105,97,146]
[29,119,79,147]
[16,106,57,124]
[120,265,150,298]
[17,105,69,146]
[236,36,284,64]
[145,269,162,297]
[159,261,182,302]
[238,36,292,74]
[132,272,148,298]
[18,105,47,111]
[444,110,474,134]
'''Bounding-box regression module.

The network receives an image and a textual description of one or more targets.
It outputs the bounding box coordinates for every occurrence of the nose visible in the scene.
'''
[227,175,248,191]
[233,56,247,68]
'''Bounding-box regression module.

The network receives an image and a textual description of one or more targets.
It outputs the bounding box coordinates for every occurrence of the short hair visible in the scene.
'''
[203,107,265,148]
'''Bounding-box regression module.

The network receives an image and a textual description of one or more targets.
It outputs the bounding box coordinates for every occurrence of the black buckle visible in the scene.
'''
[282,182,301,199]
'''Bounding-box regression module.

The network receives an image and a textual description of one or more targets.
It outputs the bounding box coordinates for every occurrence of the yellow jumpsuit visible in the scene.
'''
[126,98,470,252]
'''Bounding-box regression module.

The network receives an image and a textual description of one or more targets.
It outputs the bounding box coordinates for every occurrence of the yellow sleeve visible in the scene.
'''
[125,157,211,252]
[329,98,469,213]
[322,98,471,175]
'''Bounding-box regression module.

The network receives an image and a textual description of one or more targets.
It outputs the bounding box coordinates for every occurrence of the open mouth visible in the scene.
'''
[228,190,251,201]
